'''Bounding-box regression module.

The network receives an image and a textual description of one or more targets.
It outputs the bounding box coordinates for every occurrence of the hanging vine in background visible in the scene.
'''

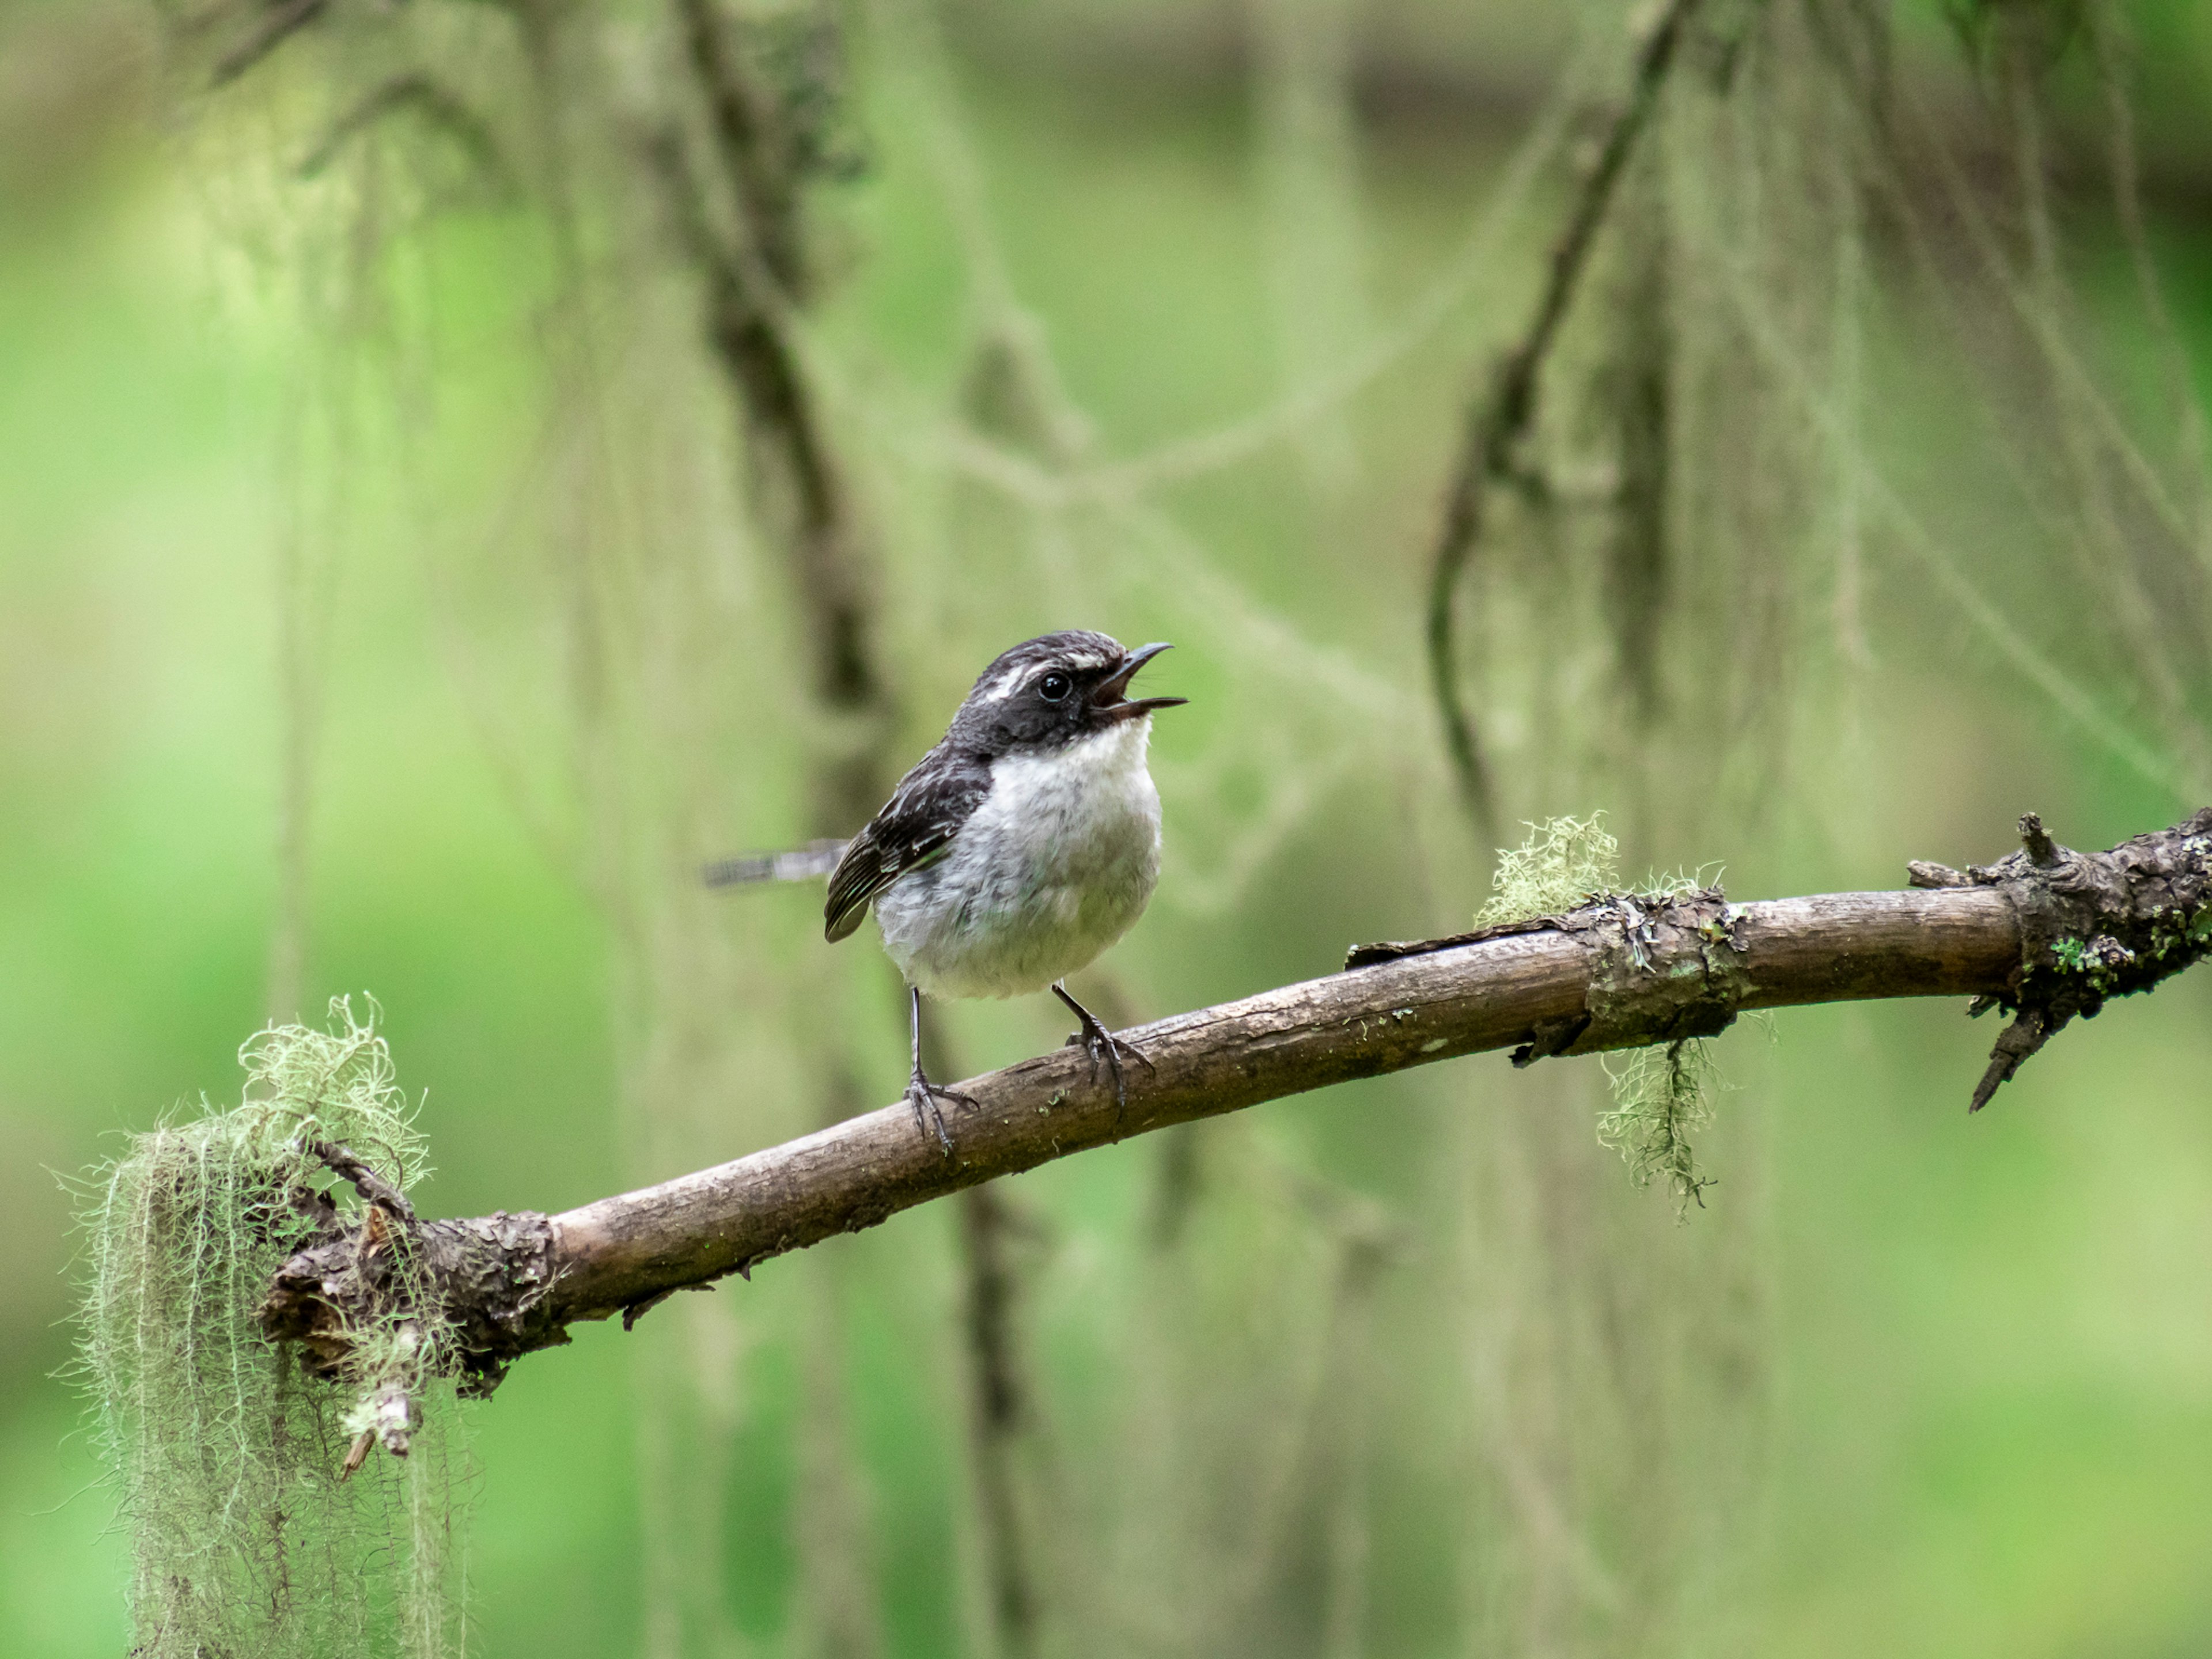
[1427,0,2212,855]
[653,6,1067,1654]
[1423,0,1704,843]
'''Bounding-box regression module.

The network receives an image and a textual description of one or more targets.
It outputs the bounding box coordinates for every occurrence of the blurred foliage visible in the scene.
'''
[4,1,2212,1657]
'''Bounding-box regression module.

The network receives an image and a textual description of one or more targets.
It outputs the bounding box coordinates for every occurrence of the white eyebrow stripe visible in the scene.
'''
[968,638,1121,706]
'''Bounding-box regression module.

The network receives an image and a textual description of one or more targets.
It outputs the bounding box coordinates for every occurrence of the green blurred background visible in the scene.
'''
[6,0,2212,1654]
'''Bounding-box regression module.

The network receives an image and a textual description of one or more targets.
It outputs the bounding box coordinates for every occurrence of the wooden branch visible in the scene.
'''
[257,811,2212,1391]
[541,891,2003,1312]
[308,1139,417,1224]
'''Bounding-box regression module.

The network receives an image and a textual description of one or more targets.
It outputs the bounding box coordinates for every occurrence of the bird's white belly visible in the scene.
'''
[874,721,1162,1000]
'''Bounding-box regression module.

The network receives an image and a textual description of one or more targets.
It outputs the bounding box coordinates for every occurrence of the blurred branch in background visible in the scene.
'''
[658,0,887,788]
[656,4,1060,1652]
[1425,0,1702,843]
[207,0,325,89]
[294,72,516,191]
[1407,0,2212,869]
[652,5,907,1655]
[959,1181,1043,1659]
[2084,1,2212,573]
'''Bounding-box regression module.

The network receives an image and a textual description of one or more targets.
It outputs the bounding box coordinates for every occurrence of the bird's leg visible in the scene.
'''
[1052,981,1154,1124]
[905,986,976,1156]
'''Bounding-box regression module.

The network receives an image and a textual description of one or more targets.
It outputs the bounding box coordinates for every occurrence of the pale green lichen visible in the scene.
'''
[1598,1039,1725,1217]
[1635,862,1722,903]
[1479,813,1622,925]
[74,996,468,1659]
[1484,815,1727,1214]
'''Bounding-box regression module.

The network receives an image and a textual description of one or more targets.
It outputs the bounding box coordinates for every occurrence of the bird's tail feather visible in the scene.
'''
[702,839,850,887]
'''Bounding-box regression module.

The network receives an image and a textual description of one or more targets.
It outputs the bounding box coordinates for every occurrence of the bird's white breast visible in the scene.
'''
[874,719,1163,1000]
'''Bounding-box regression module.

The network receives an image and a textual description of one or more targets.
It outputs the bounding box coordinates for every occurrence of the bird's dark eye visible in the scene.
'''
[1038,672,1073,702]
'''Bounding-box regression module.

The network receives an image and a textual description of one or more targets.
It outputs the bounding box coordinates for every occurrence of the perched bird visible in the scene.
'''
[706,630,1186,1149]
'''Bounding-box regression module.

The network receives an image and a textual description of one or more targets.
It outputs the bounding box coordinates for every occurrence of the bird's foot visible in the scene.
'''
[1062,1009,1154,1123]
[905,1071,977,1156]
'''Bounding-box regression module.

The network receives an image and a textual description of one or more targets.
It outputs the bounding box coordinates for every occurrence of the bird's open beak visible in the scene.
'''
[1093,641,1187,721]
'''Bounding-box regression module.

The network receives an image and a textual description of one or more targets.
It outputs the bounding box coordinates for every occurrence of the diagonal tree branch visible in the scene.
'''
[209,0,327,89]
[261,810,2212,1392]
[1425,0,1703,838]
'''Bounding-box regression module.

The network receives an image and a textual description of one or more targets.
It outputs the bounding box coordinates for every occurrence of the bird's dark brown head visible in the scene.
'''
[948,631,1186,756]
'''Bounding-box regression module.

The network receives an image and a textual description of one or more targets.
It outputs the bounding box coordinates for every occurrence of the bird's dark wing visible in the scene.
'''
[823,751,990,944]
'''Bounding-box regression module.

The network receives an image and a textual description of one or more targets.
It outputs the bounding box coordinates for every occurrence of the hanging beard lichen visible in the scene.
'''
[75,996,470,1659]
[1599,1037,1724,1215]
[1481,815,1730,1212]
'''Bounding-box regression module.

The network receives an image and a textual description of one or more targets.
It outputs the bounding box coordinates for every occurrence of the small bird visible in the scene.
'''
[707,631,1186,1149]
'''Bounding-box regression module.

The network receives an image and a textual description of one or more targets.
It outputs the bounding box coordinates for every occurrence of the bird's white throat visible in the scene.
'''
[985,718,1157,844]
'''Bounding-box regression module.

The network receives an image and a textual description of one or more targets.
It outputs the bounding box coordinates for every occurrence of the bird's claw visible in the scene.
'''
[1062,1013,1153,1123]
[904,1075,976,1156]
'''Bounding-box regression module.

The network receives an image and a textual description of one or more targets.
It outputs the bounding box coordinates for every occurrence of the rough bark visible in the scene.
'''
[1905,809,2212,1108]
[259,810,2212,1393]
